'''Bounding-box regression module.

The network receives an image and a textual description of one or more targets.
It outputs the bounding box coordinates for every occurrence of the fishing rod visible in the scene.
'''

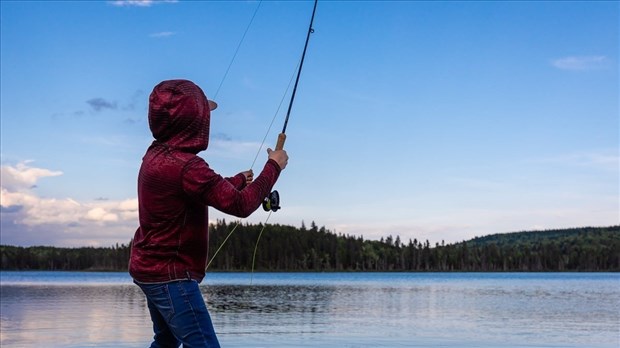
[206,1,319,272]
[263,0,318,212]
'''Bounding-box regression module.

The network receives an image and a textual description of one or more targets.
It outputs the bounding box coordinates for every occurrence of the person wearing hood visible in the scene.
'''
[129,79,288,347]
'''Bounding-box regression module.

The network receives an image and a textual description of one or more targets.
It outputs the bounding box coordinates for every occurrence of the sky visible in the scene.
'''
[1,0,618,248]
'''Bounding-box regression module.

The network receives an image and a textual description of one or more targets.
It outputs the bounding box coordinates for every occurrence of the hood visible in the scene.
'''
[148,79,213,153]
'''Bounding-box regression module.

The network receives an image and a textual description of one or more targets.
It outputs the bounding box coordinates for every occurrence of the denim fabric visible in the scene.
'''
[136,280,221,348]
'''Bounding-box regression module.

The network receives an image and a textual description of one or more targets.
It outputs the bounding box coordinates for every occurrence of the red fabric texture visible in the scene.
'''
[129,80,280,283]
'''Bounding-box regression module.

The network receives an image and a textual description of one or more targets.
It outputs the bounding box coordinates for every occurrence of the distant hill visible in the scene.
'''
[1,223,618,272]
[467,226,618,247]
[458,226,619,271]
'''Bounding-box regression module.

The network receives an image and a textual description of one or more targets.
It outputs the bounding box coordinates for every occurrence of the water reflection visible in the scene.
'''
[1,274,619,347]
[1,285,149,347]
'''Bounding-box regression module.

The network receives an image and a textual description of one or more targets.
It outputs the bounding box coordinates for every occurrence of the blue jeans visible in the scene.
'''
[136,280,221,348]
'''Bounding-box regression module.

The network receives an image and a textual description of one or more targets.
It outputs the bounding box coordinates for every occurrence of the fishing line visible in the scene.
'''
[249,0,317,280]
[273,0,318,151]
[206,0,318,276]
[205,222,239,271]
[212,0,263,100]
[283,7,316,131]
[250,60,301,171]
[204,1,263,274]
[250,211,272,285]
[205,62,298,273]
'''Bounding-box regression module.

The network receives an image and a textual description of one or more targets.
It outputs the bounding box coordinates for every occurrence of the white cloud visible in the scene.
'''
[86,207,119,223]
[1,162,138,246]
[551,55,610,71]
[109,0,177,7]
[1,161,62,191]
[2,188,81,225]
[118,198,138,211]
[1,187,137,227]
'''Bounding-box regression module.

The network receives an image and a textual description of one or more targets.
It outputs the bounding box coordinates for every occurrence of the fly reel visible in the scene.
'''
[262,190,281,212]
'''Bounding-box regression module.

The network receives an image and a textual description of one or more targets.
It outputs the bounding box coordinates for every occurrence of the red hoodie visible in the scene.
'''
[129,79,281,283]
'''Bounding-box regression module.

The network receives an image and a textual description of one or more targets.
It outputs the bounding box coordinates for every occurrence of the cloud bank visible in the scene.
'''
[1,162,137,247]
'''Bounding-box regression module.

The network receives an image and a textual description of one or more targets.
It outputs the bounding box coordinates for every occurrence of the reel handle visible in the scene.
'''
[275,133,286,151]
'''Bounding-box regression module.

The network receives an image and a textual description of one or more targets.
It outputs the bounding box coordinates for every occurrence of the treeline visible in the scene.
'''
[1,223,618,272]
[0,243,130,271]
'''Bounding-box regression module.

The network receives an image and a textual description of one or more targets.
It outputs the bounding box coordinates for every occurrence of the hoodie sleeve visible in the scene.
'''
[225,173,247,190]
[182,158,281,218]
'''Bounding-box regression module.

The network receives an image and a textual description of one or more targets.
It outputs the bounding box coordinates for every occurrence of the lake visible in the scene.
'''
[1,272,618,347]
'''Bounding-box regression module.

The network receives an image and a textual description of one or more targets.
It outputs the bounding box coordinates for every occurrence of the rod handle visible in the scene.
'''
[275,133,287,151]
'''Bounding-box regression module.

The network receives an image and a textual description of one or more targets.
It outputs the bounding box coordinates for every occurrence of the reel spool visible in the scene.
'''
[262,190,281,212]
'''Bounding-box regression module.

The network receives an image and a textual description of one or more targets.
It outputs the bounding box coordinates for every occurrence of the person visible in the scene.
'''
[129,79,288,348]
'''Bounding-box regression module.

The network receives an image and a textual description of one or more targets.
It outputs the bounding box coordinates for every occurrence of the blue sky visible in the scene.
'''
[1,0,618,247]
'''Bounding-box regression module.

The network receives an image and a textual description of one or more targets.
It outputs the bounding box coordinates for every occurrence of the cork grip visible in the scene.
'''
[275,133,287,151]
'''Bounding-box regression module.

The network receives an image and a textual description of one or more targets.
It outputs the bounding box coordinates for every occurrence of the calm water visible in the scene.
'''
[1,272,618,347]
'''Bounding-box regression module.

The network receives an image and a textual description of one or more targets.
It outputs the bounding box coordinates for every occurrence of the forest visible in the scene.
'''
[1,222,618,272]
